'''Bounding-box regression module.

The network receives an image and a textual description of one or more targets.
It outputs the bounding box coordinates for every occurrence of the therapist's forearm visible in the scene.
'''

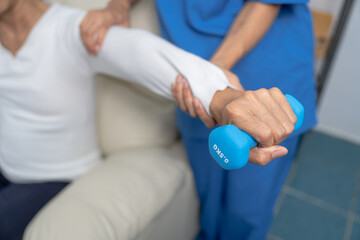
[211,2,280,70]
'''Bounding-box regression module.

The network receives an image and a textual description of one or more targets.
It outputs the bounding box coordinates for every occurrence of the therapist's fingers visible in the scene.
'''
[82,16,108,55]
[182,80,197,117]
[171,82,181,108]
[248,145,288,166]
[172,75,217,127]
[80,17,98,55]
[221,68,244,90]
[80,9,128,55]
[174,75,187,112]
[193,99,217,128]
[85,26,102,56]
[94,28,108,53]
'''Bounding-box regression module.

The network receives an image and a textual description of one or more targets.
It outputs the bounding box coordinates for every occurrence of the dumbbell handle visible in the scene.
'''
[209,94,304,170]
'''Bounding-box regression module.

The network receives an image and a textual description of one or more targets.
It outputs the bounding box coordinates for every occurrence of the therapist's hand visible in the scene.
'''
[80,2,131,55]
[173,77,297,165]
[172,74,217,128]
[172,69,242,128]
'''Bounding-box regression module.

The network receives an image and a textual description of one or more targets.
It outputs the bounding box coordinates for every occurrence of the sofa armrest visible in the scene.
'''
[24,144,189,240]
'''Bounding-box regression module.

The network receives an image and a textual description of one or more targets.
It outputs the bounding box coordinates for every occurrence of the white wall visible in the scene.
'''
[316,0,360,144]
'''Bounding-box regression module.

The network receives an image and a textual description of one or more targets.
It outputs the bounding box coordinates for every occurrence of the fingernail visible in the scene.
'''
[95,45,101,51]
[272,148,288,159]
[184,81,189,88]
[176,75,181,83]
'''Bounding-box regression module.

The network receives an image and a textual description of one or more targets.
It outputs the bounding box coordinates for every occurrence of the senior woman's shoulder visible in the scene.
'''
[49,3,87,25]
[42,3,90,66]
[48,4,88,45]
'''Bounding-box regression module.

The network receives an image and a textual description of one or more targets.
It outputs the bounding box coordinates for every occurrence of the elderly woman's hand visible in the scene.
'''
[80,3,130,56]
[172,73,297,166]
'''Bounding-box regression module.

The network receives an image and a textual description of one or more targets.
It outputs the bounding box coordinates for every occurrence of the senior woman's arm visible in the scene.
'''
[87,27,234,115]
[83,26,295,162]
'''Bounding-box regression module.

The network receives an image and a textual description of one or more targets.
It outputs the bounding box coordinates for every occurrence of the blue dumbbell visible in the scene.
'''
[209,94,304,170]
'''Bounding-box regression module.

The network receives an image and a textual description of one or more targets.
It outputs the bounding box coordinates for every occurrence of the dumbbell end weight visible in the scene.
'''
[209,125,254,170]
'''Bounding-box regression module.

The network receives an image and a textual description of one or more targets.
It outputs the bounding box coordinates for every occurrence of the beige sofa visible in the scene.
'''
[24,0,199,239]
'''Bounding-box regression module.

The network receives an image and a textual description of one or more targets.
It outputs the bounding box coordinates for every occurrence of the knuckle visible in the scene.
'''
[225,103,239,121]
[242,91,254,101]
[257,126,273,144]
[270,87,283,97]
[270,87,282,94]
[273,126,287,143]
[256,88,269,96]
[241,92,256,106]
[285,123,295,135]
[290,113,298,125]
[256,88,272,102]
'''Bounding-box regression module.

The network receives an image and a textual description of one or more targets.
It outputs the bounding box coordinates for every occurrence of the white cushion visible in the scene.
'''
[24,144,188,240]
[96,75,177,156]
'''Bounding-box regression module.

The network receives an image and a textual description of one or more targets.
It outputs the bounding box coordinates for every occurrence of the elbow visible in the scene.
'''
[130,30,163,61]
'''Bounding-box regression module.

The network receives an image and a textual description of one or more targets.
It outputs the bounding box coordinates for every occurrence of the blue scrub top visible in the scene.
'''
[155,0,317,137]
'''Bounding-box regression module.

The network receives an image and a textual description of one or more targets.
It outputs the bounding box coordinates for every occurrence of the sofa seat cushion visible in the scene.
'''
[24,144,188,240]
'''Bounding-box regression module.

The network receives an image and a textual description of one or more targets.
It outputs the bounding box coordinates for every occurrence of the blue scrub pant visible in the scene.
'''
[0,172,68,240]
[176,109,300,240]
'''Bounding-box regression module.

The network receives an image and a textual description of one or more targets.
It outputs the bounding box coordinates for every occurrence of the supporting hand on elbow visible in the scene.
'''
[80,2,130,56]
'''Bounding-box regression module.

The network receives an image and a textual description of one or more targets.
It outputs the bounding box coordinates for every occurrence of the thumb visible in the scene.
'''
[249,145,288,166]
[229,77,243,90]
[221,69,243,91]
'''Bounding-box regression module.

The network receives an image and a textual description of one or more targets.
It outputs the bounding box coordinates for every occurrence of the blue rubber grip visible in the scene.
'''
[208,94,304,170]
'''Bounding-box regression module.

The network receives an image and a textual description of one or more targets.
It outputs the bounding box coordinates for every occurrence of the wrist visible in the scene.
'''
[210,58,228,70]
[211,43,245,70]
[210,87,243,125]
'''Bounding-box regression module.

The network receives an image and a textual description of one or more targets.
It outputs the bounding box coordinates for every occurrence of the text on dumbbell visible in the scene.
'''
[213,144,229,164]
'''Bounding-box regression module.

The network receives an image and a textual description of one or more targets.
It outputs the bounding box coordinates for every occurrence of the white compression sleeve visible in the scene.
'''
[89,27,234,115]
